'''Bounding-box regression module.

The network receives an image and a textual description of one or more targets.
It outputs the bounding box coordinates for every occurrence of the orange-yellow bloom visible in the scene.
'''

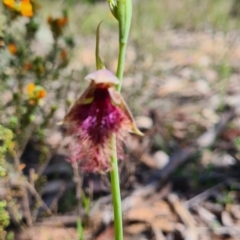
[57,17,68,28]
[3,0,15,8]
[47,16,68,28]
[3,0,33,17]
[8,43,17,55]
[19,0,33,17]
[26,83,46,102]
[36,89,46,99]
[27,83,36,95]
[47,15,68,39]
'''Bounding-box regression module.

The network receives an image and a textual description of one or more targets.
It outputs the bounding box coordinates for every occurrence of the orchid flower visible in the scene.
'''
[63,69,142,172]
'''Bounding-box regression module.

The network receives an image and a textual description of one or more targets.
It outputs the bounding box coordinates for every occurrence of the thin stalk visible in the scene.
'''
[110,1,132,239]
[110,135,123,240]
[116,42,127,91]
[116,0,132,87]
[73,162,83,240]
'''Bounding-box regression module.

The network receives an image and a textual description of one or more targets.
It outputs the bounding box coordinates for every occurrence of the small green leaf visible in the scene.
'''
[77,218,84,240]
[95,21,105,70]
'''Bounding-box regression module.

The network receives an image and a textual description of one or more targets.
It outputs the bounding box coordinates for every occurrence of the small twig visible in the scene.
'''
[13,153,32,226]
[16,124,35,160]
[29,168,35,187]
[14,156,78,237]
[36,142,61,177]
[36,215,78,227]
[167,194,198,240]
[49,183,66,213]
[196,110,234,148]
[185,181,226,209]
[197,225,240,237]
[21,183,33,227]
[195,206,219,226]
[151,225,166,240]
[73,162,82,218]
[24,180,76,238]
[24,180,52,216]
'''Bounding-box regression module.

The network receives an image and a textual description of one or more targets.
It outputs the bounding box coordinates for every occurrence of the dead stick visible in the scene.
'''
[149,109,234,184]
[13,152,32,226]
[167,194,198,240]
[73,162,82,218]
[24,180,52,216]
[185,181,226,208]
[24,180,76,238]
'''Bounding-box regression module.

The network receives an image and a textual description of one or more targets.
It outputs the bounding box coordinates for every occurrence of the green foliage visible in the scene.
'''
[217,191,235,205]
[0,201,10,239]
[216,61,233,111]
[234,136,240,151]
[77,218,84,240]
[0,125,14,177]
[82,192,91,216]
[0,125,14,239]
[5,231,15,240]
[0,1,75,152]
[0,0,76,234]
[0,201,9,226]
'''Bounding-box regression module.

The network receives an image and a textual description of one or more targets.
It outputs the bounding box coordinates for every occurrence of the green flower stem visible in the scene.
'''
[116,42,127,92]
[110,135,123,240]
[116,0,132,88]
[110,1,132,240]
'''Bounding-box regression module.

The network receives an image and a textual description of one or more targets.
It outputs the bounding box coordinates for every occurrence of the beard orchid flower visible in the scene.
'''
[63,69,143,172]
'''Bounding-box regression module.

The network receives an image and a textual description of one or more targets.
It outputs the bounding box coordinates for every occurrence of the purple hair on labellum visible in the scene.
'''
[63,69,143,172]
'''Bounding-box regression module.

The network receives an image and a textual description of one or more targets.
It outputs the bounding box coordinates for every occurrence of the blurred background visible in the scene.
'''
[1,0,240,239]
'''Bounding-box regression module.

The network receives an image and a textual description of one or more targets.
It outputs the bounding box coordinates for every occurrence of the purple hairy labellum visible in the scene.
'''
[63,69,143,172]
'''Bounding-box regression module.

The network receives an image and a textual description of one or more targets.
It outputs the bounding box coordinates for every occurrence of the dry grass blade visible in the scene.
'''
[167,194,198,240]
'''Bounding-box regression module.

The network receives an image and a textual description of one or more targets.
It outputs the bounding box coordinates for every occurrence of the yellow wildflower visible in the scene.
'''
[3,0,15,8]
[26,83,46,104]
[27,83,35,95]
[19,0,33,17]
